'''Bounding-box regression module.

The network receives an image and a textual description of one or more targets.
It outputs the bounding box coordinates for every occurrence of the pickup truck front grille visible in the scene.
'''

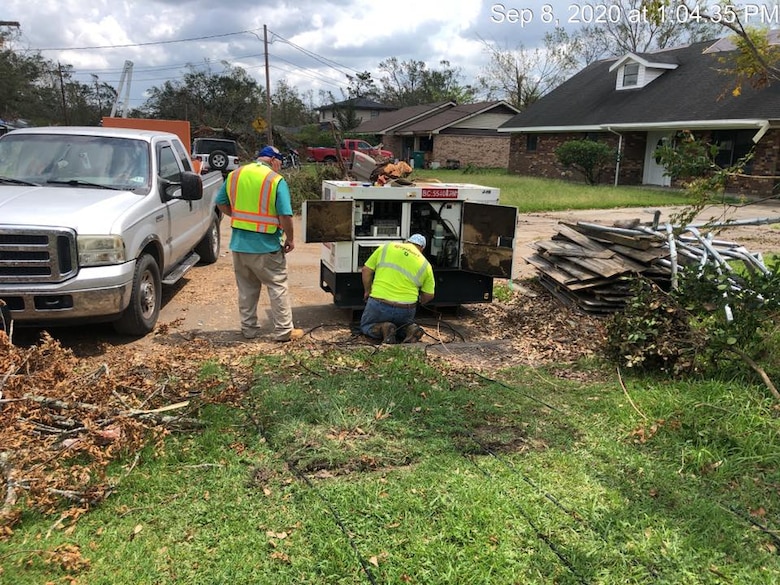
[0,226,78,283]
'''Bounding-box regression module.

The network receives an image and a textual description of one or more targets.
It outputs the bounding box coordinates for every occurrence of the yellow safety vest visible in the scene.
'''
[227,163,282,233]
[368,242,433,303]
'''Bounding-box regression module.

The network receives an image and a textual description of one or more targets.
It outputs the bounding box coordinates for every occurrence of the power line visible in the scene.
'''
[21,24,364,105]
[268,28,362,77]
[33,27,268,52]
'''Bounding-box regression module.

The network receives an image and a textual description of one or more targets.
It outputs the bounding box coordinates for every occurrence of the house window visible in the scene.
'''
[622,63,639,87]
[526,134,538,151]
[370,111,380,118]
[712,130,755,172]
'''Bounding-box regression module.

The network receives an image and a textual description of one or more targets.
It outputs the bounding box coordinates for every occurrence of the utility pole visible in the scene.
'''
[264,25,273,146]
[91,74,102,120]
[57,62,69,125]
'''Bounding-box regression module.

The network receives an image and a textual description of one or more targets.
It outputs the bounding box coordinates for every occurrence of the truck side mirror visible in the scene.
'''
[160,171,203,201]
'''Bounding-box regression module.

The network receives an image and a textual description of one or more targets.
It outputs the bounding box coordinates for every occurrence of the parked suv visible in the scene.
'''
[192,137,240,174]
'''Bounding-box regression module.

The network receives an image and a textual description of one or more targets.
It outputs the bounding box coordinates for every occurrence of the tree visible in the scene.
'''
[641,0,780,89]
[345,71,380,100]
[572,0,719,60]
[141,62,264,137]
[377,58,477,106]
[271,78,314,127]
[476,28,580,110]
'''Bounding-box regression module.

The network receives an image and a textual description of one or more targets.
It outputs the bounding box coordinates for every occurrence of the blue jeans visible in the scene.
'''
[360,298,416,338]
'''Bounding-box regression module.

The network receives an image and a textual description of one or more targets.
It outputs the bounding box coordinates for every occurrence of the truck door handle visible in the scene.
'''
[155,214,164,222]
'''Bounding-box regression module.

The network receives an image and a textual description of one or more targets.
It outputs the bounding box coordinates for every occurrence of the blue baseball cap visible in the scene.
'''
[257,145,283,160]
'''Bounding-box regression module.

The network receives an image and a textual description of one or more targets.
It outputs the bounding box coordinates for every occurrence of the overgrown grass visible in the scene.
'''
[6,348,779,584]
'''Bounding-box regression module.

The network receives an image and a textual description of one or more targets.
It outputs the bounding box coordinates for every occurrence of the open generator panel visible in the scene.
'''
[302,181,517,308]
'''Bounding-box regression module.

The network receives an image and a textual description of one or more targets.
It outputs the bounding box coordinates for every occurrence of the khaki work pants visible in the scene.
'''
[232,250,294,338]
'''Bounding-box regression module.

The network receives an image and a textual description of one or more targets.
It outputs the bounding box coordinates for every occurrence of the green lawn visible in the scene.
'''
[3,173,778,584]
[6,349,778,584]
[411,168,696,212]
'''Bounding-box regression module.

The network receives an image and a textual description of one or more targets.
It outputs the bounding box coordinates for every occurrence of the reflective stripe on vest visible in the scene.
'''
[376,243,430,288]
[227,164,282,233]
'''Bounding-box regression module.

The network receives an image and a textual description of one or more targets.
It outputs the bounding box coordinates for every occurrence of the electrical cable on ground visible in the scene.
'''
[462,452,590,585]
[288,464,380,585]
[241,391,379,585]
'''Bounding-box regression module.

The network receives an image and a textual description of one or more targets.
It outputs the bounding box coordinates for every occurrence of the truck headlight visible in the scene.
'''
[78,236,126,266]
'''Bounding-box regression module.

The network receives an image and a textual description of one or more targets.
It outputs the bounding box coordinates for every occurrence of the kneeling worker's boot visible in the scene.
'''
[368,322,397,344]
[400,323,424,343]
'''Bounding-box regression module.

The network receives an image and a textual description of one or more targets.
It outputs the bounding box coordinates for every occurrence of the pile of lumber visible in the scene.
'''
[526,217,776,315]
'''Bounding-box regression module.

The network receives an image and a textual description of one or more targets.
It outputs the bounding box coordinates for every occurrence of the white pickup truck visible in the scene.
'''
[0,126,224,336]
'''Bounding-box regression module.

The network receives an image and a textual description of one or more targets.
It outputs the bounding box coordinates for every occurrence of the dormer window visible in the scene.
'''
[622,63,639,87]
[610,53,677,90]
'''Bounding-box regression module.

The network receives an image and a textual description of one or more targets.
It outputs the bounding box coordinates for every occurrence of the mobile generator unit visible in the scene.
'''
[302,180,517,308]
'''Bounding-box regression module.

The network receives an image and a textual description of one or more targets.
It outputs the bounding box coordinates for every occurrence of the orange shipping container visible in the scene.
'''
[101,118,192,156]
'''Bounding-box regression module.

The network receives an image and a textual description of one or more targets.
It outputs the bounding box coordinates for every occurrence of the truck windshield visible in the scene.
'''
[0,134,151,192]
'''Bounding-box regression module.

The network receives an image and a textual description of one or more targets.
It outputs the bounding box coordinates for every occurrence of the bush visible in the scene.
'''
[283,164,344,214]
[555,140,616,185]
[605,278,702,375]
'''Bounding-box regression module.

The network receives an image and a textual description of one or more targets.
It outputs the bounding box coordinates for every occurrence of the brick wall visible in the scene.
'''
[431,135,511,168]
[726,128,779,198]
[508,129,780,197]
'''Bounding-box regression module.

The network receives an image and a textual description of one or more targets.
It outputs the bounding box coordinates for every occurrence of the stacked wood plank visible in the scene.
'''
[526,215,780,315]
[527,221,670,314]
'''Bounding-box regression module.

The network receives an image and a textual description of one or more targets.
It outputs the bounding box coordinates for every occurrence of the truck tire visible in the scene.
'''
[208,150,229,171]
[195,212,221,264]
[113,254,161,336]
[323,155,337,164]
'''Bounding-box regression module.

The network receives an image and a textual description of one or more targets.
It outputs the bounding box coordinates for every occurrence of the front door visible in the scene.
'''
[643,131,672,187]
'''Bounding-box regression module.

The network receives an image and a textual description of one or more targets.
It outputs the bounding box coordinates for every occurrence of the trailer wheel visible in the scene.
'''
[195,212,221,264]
[208,150,229,171]
[113,254,161,336]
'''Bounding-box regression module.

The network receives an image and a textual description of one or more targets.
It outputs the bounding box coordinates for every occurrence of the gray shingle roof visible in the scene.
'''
[500,39,780,131]
[392,101,519,134]
[354,101,455,134]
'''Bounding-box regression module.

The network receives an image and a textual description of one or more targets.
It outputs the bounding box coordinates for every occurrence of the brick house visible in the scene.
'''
[354,100,520,168]
[499,36,780,197]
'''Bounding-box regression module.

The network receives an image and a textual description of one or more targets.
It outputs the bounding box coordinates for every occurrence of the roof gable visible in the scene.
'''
[392,101,520,134]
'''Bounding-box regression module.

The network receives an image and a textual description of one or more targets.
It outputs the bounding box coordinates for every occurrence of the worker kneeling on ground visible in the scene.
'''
[360,234,435,344]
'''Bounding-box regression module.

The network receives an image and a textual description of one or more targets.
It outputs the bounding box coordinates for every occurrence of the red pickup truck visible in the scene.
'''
[307,139,393,163]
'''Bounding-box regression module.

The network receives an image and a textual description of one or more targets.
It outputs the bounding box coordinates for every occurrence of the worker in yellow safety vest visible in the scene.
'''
[216,145,304,342]
[360,233,435,344]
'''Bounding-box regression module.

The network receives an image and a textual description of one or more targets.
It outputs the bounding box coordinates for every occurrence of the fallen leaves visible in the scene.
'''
[0,330,254,535]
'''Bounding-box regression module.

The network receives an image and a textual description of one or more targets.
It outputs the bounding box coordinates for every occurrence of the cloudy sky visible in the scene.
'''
[3,0,571,110]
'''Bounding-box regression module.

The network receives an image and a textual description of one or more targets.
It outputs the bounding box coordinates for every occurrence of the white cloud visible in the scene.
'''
[1,0,558,107]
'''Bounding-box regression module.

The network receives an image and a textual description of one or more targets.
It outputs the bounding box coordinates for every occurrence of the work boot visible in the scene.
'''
[274,328,305,342]
[368,322,397,344]
[400,323,424,343]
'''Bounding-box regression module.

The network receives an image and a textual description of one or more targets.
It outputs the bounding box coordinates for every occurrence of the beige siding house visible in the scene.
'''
[354,101,520,168]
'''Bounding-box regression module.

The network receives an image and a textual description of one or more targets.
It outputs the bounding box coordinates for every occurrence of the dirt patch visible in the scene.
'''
[10,200,780,364]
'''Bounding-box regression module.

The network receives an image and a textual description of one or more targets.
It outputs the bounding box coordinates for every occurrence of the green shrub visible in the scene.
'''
[555,140,616,185]
[283,164,344,213]
[605,278,702,375]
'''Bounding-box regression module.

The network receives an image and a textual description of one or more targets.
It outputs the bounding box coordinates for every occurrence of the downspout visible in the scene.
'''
[607,127,623,187]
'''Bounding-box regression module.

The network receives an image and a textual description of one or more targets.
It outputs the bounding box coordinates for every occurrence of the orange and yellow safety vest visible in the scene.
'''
[227,163,282,233]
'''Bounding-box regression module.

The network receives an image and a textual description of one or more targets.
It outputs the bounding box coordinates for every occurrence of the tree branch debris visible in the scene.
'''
[0,330,246,535]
